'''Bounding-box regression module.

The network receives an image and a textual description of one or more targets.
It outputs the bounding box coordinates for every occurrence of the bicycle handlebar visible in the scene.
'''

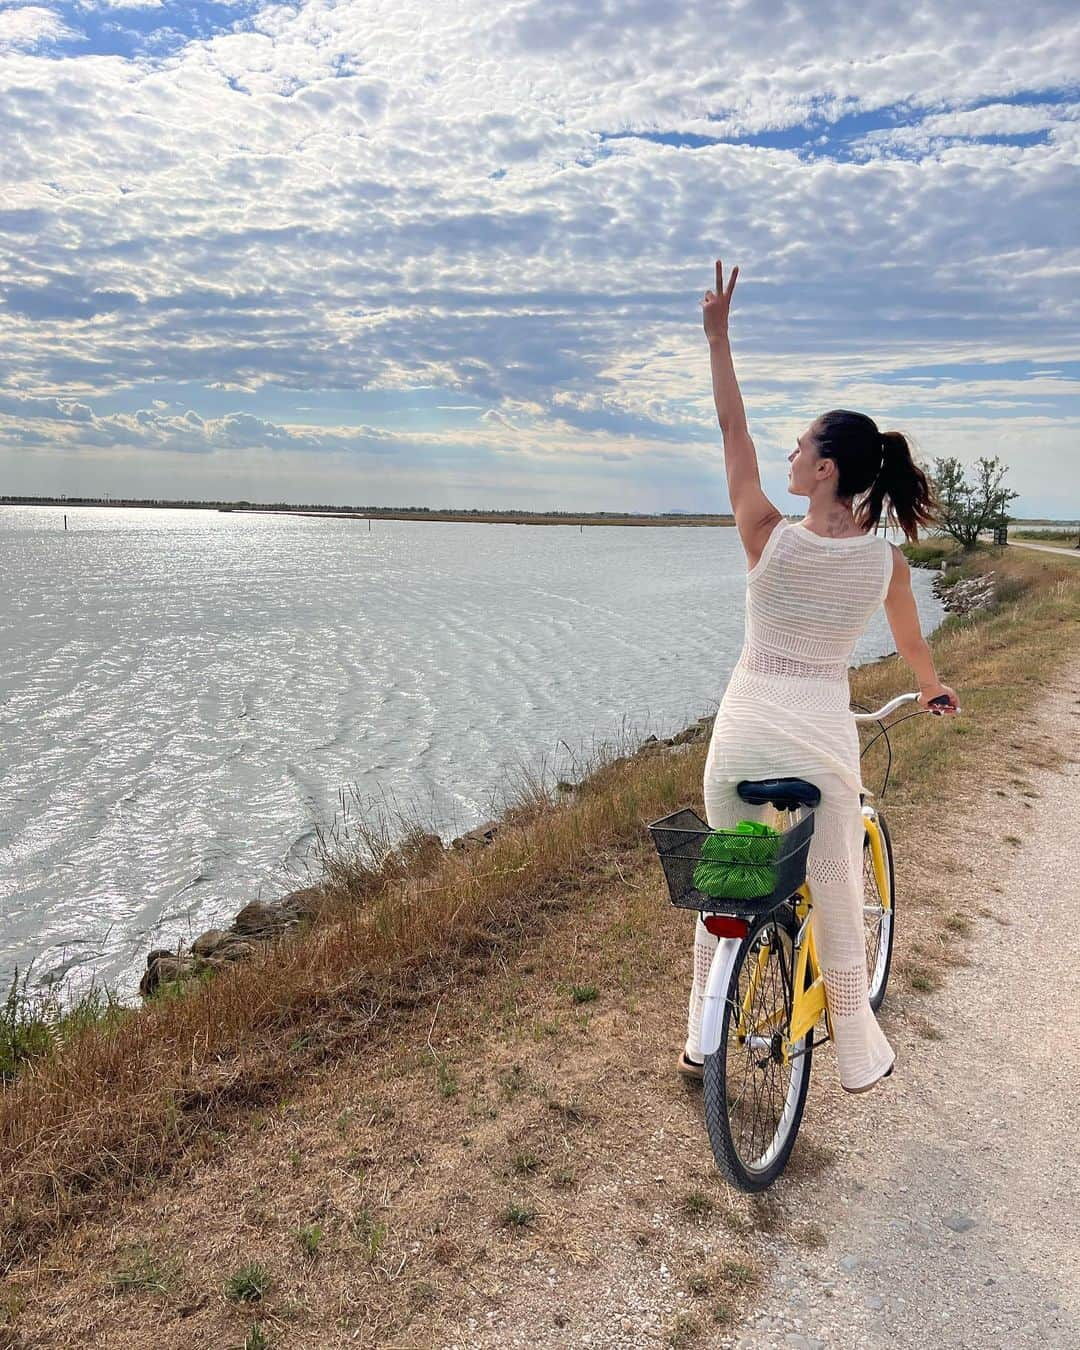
[853,691,958,722]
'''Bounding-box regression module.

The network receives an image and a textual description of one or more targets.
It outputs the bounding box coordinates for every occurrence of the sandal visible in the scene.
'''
[677,1051,705,1082]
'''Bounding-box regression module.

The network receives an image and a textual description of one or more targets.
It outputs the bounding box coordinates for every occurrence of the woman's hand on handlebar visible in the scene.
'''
[918,682,960,715]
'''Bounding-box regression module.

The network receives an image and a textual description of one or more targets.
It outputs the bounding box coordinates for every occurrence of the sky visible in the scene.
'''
[0,1,1078,516]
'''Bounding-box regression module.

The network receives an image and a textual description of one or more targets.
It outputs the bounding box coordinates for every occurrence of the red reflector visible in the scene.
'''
[703,915,749,939]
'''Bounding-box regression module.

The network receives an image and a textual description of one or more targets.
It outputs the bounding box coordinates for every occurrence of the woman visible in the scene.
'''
[680,260,960,1094]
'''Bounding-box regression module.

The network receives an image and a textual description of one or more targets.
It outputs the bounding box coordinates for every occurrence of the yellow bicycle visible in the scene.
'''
[648,690,952,1191]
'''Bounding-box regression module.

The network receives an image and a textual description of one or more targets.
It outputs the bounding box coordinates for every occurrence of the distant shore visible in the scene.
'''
[1,497,735,527]
[230,508,739,527]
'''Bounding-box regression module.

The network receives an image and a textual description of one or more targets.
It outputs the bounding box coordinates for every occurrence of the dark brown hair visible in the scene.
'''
[811,409,937,541]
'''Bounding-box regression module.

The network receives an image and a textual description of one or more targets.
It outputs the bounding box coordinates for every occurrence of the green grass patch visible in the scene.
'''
[225,1263,272,1304]
[110,1243,182,1296]
[433,1057,459,1099]
[2,970,127,1083]
[715,1258,759,1291]
[901,537,962,567]
[295,1224,323,1259]
[351,1208,387,1262]
[1011,527,1080,544]
[679,1189,714,1219]
[499,1200,536,1228]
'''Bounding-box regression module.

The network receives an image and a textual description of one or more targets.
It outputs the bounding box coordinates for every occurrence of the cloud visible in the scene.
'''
[0,0,1077,513]
[0,5,80,52]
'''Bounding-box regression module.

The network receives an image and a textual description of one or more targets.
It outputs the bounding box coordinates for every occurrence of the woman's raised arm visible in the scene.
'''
[702,260,782,567]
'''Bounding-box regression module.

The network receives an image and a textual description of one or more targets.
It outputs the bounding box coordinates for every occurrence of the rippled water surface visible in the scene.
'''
[0,506,944,1000]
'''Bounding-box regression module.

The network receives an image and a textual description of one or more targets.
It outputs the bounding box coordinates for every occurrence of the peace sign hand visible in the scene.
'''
[702,258,739,343]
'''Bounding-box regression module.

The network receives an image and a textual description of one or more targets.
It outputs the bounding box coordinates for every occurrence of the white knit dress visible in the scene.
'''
[686,517,897,1090]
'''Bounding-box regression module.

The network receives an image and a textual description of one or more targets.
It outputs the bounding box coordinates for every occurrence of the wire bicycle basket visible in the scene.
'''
[647,808,815,915]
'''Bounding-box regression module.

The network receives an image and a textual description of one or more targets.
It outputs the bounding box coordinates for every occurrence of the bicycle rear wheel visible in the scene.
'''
[703,905,812,1192]
[863,812,896,1011]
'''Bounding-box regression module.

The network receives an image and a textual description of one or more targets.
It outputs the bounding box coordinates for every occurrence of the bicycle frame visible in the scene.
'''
[697,804,893,1062]
[863,804,891,920]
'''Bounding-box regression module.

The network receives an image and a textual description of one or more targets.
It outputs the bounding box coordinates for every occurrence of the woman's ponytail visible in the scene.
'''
[812,410,938,542]
[856,429,937,541]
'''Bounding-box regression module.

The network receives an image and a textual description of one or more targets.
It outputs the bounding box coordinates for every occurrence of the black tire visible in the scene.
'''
[863,811,896,1012]
[702,905,812,1192]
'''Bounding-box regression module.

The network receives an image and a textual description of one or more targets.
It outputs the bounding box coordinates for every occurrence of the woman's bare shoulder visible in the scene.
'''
[888,541,909,565]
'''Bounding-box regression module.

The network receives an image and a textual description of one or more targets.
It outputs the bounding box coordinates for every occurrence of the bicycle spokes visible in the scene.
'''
[703,905,817,1190]
[723,922,799,1169]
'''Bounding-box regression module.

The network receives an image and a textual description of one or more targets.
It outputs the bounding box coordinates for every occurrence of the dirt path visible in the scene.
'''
[725,660,1080,1349]
[1007,540,1080,557]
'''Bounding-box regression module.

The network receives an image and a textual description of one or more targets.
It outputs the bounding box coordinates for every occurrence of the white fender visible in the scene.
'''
[699,934,743,1059]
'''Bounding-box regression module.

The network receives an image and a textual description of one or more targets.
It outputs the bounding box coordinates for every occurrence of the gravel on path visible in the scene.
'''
[725,662,1080,1350]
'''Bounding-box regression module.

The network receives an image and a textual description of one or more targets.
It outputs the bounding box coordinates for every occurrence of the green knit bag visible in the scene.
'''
[692,820,782,900]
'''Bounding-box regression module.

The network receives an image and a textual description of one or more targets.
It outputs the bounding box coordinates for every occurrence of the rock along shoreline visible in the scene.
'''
[907,547,998,617]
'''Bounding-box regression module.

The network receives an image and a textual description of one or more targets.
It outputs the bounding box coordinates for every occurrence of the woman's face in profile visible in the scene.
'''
[787,425,820,497]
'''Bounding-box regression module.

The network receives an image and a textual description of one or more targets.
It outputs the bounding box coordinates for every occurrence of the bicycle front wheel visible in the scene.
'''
[863,811,896,1011]
[703,905,812,1192]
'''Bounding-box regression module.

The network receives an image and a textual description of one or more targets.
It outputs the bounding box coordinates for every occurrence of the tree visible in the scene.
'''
[931,455,1019,551]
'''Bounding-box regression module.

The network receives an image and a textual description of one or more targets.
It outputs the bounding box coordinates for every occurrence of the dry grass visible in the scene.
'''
[785,1136,838,1181]
[0,725,707,1268]
[3,829,773,1345]
[909,1014,944,1042]
[796,1221,828,1250]
[1,543,1078,1346]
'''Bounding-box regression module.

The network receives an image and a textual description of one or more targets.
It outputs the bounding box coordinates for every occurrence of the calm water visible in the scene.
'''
[0,506,944,1002]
